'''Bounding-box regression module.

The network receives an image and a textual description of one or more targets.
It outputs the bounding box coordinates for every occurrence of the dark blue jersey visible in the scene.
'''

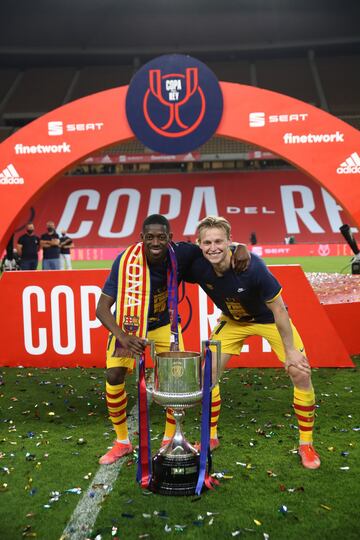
[102,242,202,330]
[185,253,282,324]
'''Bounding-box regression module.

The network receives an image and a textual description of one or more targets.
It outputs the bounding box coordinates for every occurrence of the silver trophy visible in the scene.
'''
[143,340,221,495]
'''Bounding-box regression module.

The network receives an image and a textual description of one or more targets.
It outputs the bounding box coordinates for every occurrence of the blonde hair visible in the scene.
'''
[196,216,232,242]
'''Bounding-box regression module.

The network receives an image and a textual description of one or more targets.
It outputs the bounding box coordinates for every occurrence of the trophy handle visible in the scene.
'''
[135,340,156,383]
[201,339,222,390]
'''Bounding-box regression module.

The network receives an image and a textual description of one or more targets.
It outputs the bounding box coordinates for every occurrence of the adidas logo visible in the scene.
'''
[337,152,360,174]
[0,163,24,185]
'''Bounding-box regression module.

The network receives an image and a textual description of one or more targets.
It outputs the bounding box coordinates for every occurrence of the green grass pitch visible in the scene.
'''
[1,361,359,539]
[71,255,353,274]
[0,254,358,539]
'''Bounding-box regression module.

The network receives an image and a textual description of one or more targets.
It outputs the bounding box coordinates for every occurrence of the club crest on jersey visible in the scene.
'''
[126,54,223,154]
[123,315,140,334]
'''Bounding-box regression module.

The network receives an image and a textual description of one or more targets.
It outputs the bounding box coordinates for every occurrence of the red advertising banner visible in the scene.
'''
[14,171,358,248]
[84,152,201,164]
[0,266,353,368]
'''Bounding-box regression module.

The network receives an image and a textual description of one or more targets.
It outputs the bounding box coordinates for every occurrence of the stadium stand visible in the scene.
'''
[0,68,19,103]
[2,68,77,123]
[206,60,252,85]
[316,54,360,115]
[0,127,14,142]
[68,65,135,101]
[255,56,319,106]
[0,52,358,159]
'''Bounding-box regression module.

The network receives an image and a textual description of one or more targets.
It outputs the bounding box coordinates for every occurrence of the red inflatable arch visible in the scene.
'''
[0,82,359,254]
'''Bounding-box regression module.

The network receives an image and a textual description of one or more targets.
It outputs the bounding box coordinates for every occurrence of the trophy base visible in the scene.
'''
[150,452,200,496]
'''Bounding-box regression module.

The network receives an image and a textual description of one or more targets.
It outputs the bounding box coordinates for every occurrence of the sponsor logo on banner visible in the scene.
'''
[318,244,330,256]
[0,163,24,185]
[15,142,71,154]
[283,131,344,144]
[48,121,104,136]
[126,54,223,154]
[249,112,308,127]
[336,152,360,174]
[251,246,263,256]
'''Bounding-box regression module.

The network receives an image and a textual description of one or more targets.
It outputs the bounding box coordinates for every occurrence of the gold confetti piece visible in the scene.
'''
[48,412,55,416]
[254,519,262,526]
[320,504,331,511]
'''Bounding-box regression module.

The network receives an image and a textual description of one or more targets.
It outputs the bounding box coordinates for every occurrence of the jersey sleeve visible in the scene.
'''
[174,242,203,282]
[252,254,282,302]
[102,253,122,299]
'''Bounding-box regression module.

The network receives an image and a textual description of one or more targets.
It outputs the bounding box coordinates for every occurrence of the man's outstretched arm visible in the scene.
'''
[231,243,251,272]
[96,293,146,356]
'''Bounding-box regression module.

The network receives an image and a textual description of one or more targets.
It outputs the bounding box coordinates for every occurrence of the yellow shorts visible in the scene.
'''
[106,323,184,369]
[210,315,305,363]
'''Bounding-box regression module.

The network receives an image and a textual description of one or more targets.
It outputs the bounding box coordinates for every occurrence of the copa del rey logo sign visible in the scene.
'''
[125,54,223,154]
[27,171,357,248]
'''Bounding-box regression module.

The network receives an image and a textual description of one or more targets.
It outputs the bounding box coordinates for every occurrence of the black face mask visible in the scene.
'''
[47,227,54,233]
[27,229,34,234]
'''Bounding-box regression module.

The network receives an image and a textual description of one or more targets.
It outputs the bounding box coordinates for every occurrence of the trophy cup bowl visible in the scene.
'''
[144,340,221,496]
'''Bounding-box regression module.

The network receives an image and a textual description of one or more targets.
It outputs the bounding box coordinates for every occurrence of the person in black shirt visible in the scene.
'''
[16,223,40,270]
[59,229,74,270]
[40,220,61,270]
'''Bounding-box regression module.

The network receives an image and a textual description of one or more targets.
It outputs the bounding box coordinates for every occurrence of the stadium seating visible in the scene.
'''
[206,60,251,85]
[68,65,134,101]
[0,54,358,154]
[2,68,77,122]
[0,69,20,103]
[316,54,360,115]
[255,57,319,106]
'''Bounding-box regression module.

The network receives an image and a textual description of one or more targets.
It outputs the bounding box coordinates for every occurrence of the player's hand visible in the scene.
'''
[117,333,147,355]
[284,350,311,375]
[231,244,251,272]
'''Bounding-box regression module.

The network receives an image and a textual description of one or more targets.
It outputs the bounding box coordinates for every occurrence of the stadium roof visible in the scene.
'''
[2,0,360,67]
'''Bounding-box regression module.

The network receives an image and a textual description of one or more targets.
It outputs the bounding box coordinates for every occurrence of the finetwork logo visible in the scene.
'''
[48,121,104,136]
[249,112,308,127]
[337,152,360,174]
[283,131,344,144]
[15,142,71,154]
[0,163,24,184]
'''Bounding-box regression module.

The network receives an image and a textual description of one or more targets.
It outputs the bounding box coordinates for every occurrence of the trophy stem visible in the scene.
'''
[172,409,185,448]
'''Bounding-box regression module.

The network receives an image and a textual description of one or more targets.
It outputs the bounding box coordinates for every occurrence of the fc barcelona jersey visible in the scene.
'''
[184,253,282,324]
[102,242,202,330]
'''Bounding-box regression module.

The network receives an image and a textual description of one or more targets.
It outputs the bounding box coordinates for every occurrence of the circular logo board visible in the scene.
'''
[126,54,223,154]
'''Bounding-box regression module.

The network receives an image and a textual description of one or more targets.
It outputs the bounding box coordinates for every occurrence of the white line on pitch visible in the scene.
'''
[61,404,138,540]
